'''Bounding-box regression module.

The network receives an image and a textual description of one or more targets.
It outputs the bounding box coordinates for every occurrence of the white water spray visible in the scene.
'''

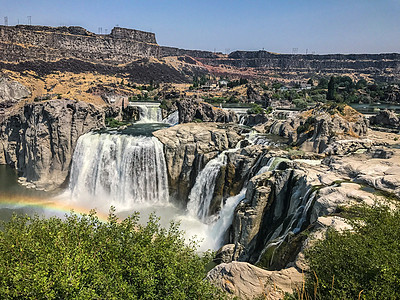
[68,132,169,209]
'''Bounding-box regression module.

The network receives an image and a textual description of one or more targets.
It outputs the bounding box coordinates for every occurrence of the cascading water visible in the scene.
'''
[136,104,163,123]
[187,152,228,221]
[162,111,179,126]
[68,132,169,209]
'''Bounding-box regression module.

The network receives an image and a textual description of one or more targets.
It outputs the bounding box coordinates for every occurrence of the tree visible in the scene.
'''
[302,203,400,299]
[327,76,336,101]
[0,210,225,299]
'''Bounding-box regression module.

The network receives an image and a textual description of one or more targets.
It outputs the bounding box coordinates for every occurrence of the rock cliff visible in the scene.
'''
[177,99,238,123]
[153,123,243,205]
[0,99,106,189]
[199,50,400,81]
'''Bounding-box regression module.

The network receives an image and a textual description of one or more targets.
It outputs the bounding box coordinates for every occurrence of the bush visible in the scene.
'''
[247,103,264,114]
[302,203,400,299]
[105,117,127,128]
[0,210,225,299]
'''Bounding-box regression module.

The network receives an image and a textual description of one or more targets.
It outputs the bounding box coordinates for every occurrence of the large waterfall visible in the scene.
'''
[68,132,169,209]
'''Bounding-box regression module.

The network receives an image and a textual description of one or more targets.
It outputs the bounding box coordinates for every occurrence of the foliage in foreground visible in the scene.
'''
[0,210,225,299]
[299,203,400,299]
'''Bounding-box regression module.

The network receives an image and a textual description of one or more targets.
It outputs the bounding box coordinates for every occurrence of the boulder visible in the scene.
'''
[206,261,302,300]
[0,77,30,109]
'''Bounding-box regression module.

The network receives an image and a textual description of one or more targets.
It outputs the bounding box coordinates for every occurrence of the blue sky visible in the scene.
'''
[0,0,399,54]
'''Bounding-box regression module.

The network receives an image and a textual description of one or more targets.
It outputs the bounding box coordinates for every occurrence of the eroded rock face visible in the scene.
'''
[260,104,369,153]
[0,99,105,189]
[153,123,243,205]
[232,165,312,264]
[0,77,30,109]
[206,261,302,300]
[177,99,237,123]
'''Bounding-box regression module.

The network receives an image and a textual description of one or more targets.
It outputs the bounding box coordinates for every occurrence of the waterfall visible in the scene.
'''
[163,111,179,126]
[187,152,228,221]
[208,189,247,249]
[68,132,169,208]
[136,104,162,123]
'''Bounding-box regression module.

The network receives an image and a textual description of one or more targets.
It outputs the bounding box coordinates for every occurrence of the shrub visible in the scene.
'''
[302,203,400,299]
[0,210,225,299]
[247,103,264,114]
[105,117,127,128]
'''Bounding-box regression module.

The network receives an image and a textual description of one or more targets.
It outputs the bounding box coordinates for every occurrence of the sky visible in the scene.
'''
[0,0,399,54]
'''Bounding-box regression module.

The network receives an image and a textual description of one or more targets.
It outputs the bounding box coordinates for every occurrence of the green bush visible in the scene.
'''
[105,117,127,128]
[247,103,265,114]
[0,210,225,299]
[303,203,400,299]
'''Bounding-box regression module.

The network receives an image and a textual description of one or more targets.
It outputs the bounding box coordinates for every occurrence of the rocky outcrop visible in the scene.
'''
[206,261,302,299]
[369,109,400,129]
[0,77,30,110]
[231,163,314,264]
[177,99,237,123]
[153,123,243,205]
[0,99,105,189]
[260,104,369,153]
[0,25,160,64]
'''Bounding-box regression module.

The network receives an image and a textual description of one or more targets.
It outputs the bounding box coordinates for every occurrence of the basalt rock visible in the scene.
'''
[177,99,238,123]
[153,123,243,205]
[0,99,106,189]
[261,104,369,153]
[369,109,400,129]
[0,77,30,110]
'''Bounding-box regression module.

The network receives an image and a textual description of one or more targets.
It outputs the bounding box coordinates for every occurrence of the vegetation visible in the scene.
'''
[0,210,225,299]
[247,103,265,114]
[227,78,248,88]
[290,203,400,299]
[105,117,128,128]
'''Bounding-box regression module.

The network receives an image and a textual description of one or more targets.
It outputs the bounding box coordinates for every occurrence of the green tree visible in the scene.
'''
[327,76,336,101]
[0,210,225,299]
[302,203,400,299]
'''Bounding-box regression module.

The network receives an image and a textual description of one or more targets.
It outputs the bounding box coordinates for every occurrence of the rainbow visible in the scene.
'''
[0,194,110,222]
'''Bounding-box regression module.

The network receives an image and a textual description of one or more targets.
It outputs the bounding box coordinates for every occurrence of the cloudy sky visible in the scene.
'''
[1,0,399,54]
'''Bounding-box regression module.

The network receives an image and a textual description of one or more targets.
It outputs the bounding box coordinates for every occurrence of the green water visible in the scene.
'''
[97,123,170,137]
[0,165,55,222]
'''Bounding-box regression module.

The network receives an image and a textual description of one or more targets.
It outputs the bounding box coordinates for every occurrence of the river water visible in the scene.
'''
[0,107,236,251]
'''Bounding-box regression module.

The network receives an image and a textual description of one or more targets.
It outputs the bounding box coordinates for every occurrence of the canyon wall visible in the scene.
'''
[1,25,399,81]
[199,50,400,80]
[0,25,160,64]
[0,99,107,189]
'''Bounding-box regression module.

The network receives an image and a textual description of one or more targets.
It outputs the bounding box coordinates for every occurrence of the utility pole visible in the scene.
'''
[4,17,8,26]
[27,16,31,25]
